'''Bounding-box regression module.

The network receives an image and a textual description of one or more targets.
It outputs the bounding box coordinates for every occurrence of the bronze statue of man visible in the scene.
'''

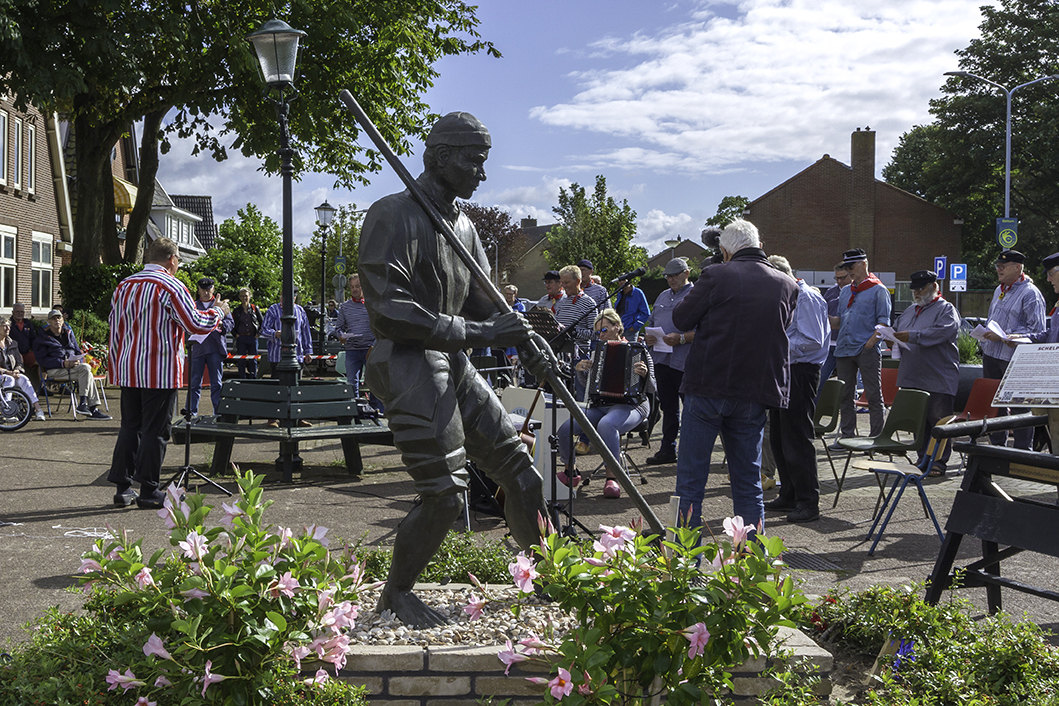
[359,112,548,627]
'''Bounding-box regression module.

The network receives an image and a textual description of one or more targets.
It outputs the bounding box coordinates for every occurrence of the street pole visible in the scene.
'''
[319,227,326,353]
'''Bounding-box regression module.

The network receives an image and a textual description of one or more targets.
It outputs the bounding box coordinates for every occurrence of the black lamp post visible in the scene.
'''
[315,200,336,354]
[247,18,306,390]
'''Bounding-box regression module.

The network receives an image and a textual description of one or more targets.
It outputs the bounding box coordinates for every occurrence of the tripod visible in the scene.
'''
[546,384,596,539]
[165,407,232,496]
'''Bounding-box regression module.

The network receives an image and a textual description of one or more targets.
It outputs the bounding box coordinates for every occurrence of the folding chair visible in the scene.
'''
[813,378,845,485]
[832,388,930,509]
[583,415,651,488]
[855,367,899,410]
[39,369,80,419]
[952,377,1000,472]
[859,415,957,555]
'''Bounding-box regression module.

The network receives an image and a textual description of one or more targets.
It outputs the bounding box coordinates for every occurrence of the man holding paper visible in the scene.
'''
[893,270,960,475]
[34,308,110,419]
[981,249,1045,449]
[643,257,696,465]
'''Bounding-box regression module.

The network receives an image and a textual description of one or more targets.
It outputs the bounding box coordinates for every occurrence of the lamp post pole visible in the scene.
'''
[945,71,1059,219]
[315,200,336,355]
[665,236,681,261]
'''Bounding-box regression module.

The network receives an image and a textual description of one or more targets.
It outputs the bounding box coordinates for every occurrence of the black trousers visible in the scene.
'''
[769,363,821,510]
[107,387,179,493]
[655,363,684,454]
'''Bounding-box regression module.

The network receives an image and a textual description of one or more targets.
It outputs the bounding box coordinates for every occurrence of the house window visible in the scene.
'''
[12,117,21,190]
[0,226,15,310]
[0,111,7,186]
[26,123,34,194]
[31,232,53,310]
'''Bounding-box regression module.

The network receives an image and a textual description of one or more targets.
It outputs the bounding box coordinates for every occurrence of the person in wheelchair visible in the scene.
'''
[556,308,655,498]
[0,316,46,421]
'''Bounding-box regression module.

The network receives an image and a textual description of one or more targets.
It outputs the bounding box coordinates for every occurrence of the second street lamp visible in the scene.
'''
[315,200,336,354]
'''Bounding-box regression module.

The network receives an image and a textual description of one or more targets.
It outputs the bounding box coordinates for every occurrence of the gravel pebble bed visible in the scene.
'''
[352,585,575,647]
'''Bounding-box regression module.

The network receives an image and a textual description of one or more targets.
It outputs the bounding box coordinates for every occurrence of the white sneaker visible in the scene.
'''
[34,410,46,421]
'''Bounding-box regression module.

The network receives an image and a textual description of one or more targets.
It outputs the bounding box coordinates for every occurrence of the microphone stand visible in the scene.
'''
[166,407,233,496]
[339,89,665,537]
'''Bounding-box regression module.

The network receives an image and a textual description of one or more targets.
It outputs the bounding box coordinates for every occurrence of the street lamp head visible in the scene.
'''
[664,238,680,248]
[315,200,337,228]
[247,18,306,89]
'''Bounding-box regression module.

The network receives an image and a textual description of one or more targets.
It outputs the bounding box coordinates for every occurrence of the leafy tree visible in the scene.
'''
[0,0,498,267]
[296,205,364,304]
[459,201,528,284]
[543,175,646,285]
[182,204,282,304]
[706,195,750,228]
[882,0,1059,286]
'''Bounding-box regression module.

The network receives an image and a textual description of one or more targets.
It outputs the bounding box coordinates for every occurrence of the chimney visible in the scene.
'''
[850,128,876,258]
[520,217,537,230]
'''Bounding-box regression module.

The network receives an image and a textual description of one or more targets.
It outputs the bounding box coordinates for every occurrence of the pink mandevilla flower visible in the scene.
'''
[268,571,300,599]
[290,645,312,670]
[320,601,358,633]
[579,671,593,696]
[464,593,485,620]
[549,667,574,699]
[305,524,330,547]
[220,501,243,528]
[518,633,549,655]
[321,634,351,673]
[303,668,329,687]
[276,526,293,549]
[201,660,230,697]
[180,587,210,601]
[135,566,156,589]
[682,622,711,659]
[142,633,173,661]
[509,553,538,593]
[178,530,210,561]
[135,698,156,706]
[78,557,103,574]
[105,668,145,692]
[154,675,172,688]
[318,587,336,612]
[498,639,528,675]
[723,516,749,548]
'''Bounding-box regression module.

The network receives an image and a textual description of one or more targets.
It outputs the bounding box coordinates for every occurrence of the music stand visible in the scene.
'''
[165,408,233,497]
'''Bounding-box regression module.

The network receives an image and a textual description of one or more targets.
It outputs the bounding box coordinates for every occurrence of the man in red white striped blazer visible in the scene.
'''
[106,237,230,509]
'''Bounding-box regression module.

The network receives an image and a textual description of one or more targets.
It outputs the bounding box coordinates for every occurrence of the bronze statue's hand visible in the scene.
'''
[487,311,533,347]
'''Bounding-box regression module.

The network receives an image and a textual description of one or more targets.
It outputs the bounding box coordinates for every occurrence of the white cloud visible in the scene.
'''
[636,208,698,257]
[530,0,991,175]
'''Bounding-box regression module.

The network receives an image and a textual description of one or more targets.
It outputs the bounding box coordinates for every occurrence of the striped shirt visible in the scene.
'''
[108,264,223,389]
[335,299,375,351]
[983,276,1046,362]
[261,302,314,363]
[554,291,597,343]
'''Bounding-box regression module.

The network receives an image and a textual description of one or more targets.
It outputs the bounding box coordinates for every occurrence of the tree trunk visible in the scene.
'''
[72,109,125,267]
[123,108,167,264]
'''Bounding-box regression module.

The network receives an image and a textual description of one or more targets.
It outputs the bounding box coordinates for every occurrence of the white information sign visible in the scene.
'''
[994,343,1059,408]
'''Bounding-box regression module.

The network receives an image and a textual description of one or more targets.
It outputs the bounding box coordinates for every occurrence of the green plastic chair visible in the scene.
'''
[813,378,845,486]
[832,388,930,509]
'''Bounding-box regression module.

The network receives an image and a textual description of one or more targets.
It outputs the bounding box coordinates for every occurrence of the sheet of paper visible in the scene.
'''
[874,325,908,360]
[188,333,209,344]
[971,321,1031,344]
[645,326,673,353]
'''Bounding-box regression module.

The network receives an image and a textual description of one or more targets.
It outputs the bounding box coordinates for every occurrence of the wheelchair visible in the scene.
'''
[0,386,31,431]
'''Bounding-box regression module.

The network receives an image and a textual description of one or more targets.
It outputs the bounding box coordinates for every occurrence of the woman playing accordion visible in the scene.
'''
[556,308,656,498]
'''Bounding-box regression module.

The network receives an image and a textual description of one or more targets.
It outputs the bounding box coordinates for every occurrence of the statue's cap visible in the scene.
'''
[426,112,491,148]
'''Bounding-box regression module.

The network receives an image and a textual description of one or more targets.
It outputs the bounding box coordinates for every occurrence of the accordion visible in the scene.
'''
[587,341,648,407]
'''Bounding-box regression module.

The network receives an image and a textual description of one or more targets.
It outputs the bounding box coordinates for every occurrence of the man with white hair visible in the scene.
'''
[672,219,798,533]
[893,269,960,475]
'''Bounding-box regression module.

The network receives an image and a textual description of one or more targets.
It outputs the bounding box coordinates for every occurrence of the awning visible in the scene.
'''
[113,175,138,213]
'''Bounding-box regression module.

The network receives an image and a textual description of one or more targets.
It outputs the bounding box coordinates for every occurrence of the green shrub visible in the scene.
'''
[957,330,982,365]
[68,309,110,349]
[59,261,142,320]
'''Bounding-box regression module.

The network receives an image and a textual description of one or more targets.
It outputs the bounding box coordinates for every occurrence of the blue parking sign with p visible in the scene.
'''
[950,263,966,281]
[934,256,947,280]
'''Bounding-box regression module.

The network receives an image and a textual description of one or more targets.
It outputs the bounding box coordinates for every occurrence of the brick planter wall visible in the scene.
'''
[329,625,832,705]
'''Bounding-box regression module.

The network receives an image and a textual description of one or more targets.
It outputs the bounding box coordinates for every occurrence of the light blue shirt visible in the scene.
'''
[788,280,830,366]
[984,276,1046,361]
[834,281,891,357]
[261,303,314,363]
[645,282,694,371]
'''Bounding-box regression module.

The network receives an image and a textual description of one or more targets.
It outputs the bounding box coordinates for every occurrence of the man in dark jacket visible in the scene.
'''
[186,278,234,421]
[672,219,798,532]
[33,309,110,419]
[231,287,264,379]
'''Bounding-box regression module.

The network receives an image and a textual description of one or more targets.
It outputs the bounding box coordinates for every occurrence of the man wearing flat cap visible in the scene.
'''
[578,259,610,312]
[1029,252,1059,344]
[982,249,1045,449]
[829,248,891,442]
[893,270,960,475]
[536,270,565,313]
[359,111,548,627]
[185,277,233,423]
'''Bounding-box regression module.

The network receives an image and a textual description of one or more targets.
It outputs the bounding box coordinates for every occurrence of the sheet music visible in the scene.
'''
[970,321,1030,344]
[874,325,908,360]
[645,326,672,353]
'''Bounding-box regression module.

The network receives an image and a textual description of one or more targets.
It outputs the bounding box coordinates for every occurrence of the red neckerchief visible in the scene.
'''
[350,298,364,304]
[914,294,941,318]
[847,273,883,308]
[998,273,1025,299]
[547,293,562,314]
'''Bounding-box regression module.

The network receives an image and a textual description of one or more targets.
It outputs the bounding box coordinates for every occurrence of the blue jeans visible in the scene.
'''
[345,348,370,397]
[675,395,767,532]
[557,404,644,469]
[235,335,258,379]
[187,351,224,415]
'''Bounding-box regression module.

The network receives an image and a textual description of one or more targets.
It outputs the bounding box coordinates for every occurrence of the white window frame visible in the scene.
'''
[25,122,34,194]
[12,117,21,190]
[0,225,16,311]
[0,111,7,187]
[31,231,53,312]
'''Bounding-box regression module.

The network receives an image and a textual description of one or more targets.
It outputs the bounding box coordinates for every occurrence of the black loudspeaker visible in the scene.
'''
[466,462,505,518]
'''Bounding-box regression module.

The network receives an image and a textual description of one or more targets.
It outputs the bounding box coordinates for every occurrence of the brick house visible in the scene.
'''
[744,128,962,304]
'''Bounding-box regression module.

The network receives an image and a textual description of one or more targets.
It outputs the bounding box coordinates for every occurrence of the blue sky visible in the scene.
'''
[156,0,994,259]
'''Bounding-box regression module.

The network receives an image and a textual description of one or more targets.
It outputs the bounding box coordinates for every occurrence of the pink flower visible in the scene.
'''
[135,698,156,706]
[343,562,364,586]
[275,526,293,549]
[321,634,351,673]
[142,633,173,660]
[682,622,710,659]
[509,553,538,593]
[320,601,358,633]
[464,593,485,620]
[723,516,749,548]
[158,486,190,529]
[305,524,329,547]
[268,571,300,599]
[303,668,329,687]
[518,633,549,655]
[180,587,210,600]
[154,675,172,687]
[201,660,230,697]
[78,557,103,574]
[467,572,484,590]
[498,639,527,675]
[549,667,574,699]
[135,567,155,589]
[178,530,210,561]
[599,524,635,546]
[105,668,145,692]
[290,644,312,670]
[318,588,336,612]
[584,556,607,567]
[579,671,593,695]
[220,501,243,528]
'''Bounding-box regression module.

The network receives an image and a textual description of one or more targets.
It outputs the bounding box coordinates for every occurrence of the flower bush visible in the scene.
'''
[72,471,370,705]
[498,517,807,704]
